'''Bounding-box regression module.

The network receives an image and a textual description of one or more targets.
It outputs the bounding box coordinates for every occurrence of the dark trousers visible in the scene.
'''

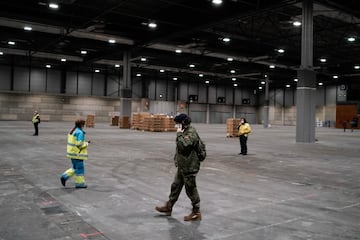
[169,169,200,211]
[33,123,39,135]
[239,135,248,154]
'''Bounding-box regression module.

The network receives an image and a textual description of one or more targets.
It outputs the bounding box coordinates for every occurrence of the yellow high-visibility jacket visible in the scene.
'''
[238,123,251,137]
[32,113,40,123]
[66,128,88,160]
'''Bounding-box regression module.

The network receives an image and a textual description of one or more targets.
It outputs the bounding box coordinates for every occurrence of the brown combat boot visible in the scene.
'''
[184,210,202,221]
[155,201,172,216]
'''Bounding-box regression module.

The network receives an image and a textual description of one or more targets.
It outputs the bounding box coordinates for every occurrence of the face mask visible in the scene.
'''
[175,124,182,129]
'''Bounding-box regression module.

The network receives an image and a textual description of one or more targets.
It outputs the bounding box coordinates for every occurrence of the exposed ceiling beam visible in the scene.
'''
[0,17,297,71]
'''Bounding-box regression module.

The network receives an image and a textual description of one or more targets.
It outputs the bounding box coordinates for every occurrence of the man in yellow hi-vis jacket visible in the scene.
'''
[238,118,251,155]
[60,119,90,188]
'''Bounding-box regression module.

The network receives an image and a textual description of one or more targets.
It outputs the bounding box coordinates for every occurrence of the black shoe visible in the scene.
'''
[75,184,87,189]
[33,134,38,136]
[60,176,66,187]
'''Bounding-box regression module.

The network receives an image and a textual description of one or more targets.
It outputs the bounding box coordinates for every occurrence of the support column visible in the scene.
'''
[263,76,270,128]
[296,0,316,143]
[120,51,132,118]
[206,85,210,124]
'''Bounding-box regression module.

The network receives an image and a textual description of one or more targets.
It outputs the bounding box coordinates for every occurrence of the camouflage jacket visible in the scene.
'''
[174,125,200,174]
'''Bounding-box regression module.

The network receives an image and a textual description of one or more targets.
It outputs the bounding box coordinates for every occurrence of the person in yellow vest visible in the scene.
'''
[238,118,251,155]
[60,119,90,188]
[32,111,40,136]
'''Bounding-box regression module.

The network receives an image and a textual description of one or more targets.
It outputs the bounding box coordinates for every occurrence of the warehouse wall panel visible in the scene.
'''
[14,67,29,91]
[198,84,207,103]
[0,65,11,90]
[46,69,61,93]
[66,72,77,94]
[30,68,46,92]
[107,75,120,96]
[78,72,91,95]
[92,73,105,96]
[178,82,188,101]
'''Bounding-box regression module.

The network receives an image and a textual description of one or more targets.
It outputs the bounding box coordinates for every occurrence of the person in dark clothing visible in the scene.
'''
[155,113,202,221]
[32,111,40,136]
[343,120,347,132]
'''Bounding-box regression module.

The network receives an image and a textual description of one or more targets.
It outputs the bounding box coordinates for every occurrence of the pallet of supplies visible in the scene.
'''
[119,116,131,129]
[86,115,95,128]
[110,116,119,126]
[226,118,240,137]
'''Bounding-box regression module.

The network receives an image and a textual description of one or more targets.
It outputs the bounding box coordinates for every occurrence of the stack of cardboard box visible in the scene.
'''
[119,116,131,129]
[86,115,95,128]
[226,118,240,137]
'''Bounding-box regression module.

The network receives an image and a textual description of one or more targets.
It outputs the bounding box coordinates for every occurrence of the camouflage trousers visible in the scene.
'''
[168,169,200,211]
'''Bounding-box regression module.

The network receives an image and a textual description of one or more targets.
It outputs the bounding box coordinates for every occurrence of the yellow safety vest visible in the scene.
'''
[32,113,40,123]
[66,133,88,160]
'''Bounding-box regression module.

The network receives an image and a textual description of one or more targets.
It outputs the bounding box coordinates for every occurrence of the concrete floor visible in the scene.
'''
[0,121,359,240]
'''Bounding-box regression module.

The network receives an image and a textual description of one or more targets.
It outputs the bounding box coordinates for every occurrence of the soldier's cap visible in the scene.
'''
[174,113,190,123]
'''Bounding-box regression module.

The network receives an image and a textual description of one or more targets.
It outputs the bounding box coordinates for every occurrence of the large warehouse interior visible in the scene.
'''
[0,0,360,239]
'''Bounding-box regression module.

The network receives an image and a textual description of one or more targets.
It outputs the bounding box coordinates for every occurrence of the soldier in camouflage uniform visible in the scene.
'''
[155,113,202,221]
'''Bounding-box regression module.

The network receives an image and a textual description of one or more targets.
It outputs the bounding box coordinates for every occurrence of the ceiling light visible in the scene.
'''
[222,37,231,42]
[8,41,15,45]
[175,49,182,53]
[230,70,235,74]
[0,51,3,55]
[173,77,178,81]
[227,57,233,61]
[48,3,59,9]
[148,22,157,29]
[205,80,210,84]
[136,73,142,77]
[24,26,32,31]
[115,64,120,68]
[286,84,290,88]
[269,65,275,69]
[259,86,263,90]
[354,65,360,70]
[140,57,147,62]
[318,82,324,86]
[333,75,338,79]
[277,49,285,53]
[61,58,66,62]
[81,50,87,55]
[212,0,223,5]
[46,64,51,68]
[159,69,165,72]
[294,78,298,82]
[233,83,238,87]
[347,37,356,42]
[95,69,100,73]
[108,39,116,44]
[231,77,236,81]
[320,58,327,63]
[199,74,204,77]
[261,81,265,85]
[189,64,195,68]
[293,21,301,27]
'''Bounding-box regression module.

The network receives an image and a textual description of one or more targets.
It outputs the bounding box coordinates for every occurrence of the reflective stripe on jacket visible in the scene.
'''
[238,123,251,137]
[66,127,88,160]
